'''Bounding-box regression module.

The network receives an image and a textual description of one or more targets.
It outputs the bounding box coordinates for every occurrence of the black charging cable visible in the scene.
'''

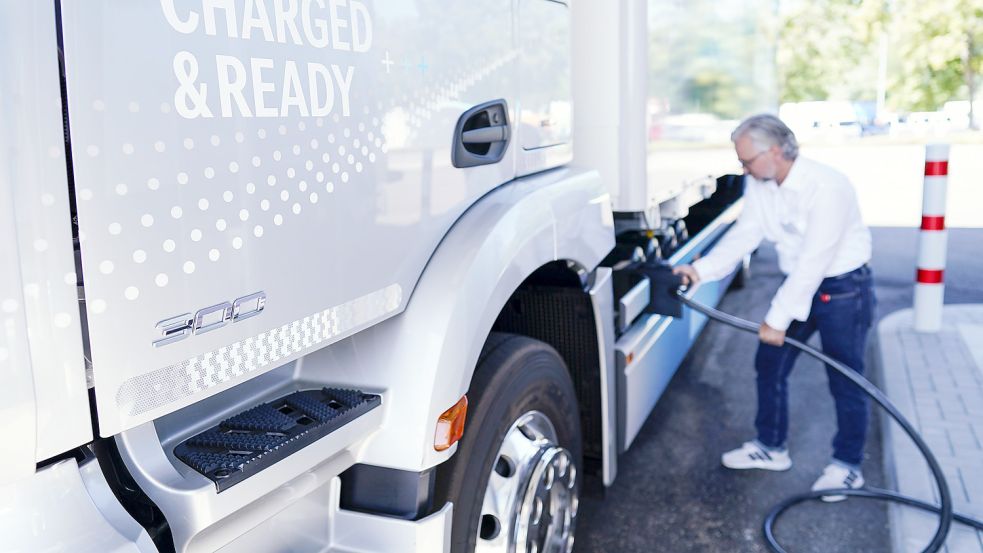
[673,287,983,553]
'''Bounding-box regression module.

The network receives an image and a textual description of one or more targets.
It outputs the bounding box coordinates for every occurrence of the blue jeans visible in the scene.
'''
[754,265,875,467]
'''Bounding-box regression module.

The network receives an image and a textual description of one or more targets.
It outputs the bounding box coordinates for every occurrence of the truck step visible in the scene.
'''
[174,387,381,492]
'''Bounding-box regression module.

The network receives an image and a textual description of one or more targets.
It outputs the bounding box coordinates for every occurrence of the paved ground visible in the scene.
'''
[574,227,983,552]
[576,243,892,552]
[879,306,983,552]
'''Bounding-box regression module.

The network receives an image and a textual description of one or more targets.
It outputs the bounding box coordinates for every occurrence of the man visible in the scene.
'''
[673,114,875,501]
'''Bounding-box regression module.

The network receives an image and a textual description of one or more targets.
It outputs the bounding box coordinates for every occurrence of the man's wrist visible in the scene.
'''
[764,307,793,332]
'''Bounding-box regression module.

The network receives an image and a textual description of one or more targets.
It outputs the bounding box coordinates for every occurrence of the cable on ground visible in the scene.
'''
[674,288,983,553]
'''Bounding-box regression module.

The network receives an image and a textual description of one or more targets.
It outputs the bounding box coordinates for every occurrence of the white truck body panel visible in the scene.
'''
[0,1,92,472]
[0,458,156,553]
[516,0,573,176]
[0,147,41,484]
[617,200,743,450]
[319,167,613,472]
[0,1,759,551]
[58,0,528,436]
[119,391,386,552]
[573,0,667,223]
[112,167,612,552]
[572,0,647,216]
[588,266,618,484]
[575,0,775,222]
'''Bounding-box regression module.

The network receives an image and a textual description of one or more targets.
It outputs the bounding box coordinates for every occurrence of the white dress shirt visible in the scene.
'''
[691,156,871,331]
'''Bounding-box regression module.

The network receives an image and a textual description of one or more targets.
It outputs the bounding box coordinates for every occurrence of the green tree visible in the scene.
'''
[778,0,983,128]
[890,0,983,128]
[777,0,886,103]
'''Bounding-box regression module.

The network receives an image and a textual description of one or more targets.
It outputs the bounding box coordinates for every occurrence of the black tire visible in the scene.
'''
[435,333,582,553]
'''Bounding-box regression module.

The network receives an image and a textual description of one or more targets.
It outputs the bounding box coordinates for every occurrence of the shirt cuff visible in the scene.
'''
[764,304,795,332]
[690,258,714,283]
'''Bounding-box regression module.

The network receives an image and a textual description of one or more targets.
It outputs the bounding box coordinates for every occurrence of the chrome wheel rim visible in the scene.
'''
[475,411,579,553]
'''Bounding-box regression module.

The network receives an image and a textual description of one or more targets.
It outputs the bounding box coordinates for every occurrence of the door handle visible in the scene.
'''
[452,99,511,168]
[461,125,508,144]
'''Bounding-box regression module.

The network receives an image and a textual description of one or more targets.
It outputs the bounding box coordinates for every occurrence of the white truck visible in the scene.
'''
[0,1,773,551]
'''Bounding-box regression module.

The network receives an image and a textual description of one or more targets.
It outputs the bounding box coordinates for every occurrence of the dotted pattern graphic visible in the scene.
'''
[115,284,401,418]
[78,110,388,306]
[73,49,517,313]
[49,36,519,433]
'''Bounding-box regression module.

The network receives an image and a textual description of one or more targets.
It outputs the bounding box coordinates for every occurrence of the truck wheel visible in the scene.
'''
[435,333,582,553]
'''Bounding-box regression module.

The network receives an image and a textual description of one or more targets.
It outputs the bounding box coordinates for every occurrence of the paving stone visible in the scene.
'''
[940,413,982,428]
[879,307,983,553]
[946,430,981,450]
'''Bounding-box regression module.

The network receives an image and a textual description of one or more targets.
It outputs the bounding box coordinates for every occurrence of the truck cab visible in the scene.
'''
[0,1,773,552]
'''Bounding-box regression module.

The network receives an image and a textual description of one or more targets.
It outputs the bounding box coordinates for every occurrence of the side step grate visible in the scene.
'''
[175,387,381,492]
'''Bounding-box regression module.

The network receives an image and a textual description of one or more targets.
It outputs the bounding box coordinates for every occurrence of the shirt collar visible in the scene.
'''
[779,157,807,191]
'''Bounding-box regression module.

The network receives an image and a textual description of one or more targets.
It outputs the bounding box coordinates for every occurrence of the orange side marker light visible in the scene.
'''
[434,395,469,452]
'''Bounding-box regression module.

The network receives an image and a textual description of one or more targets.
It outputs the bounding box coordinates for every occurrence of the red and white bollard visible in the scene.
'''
[913,143,949,333]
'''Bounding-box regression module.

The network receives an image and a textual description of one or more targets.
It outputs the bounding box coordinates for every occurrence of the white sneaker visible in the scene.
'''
[811,463,864,502]
[721,441,792,471]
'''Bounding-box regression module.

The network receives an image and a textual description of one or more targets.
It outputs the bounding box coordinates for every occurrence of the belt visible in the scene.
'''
[824,263,870,281]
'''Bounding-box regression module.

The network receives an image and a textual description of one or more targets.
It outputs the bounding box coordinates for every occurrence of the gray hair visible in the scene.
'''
[731,114,799,160]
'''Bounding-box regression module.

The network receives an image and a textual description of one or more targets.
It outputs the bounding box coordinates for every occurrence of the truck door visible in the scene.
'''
[517,0,572,176]
[57,0,518,436]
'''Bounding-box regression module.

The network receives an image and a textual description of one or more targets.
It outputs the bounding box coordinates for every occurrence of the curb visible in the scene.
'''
[876,308,919,553]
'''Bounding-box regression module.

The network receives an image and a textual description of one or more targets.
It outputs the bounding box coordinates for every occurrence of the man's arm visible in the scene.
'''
[758,322,787,346]
[675,196,765,285]
[673,263,701,286]
[763,182,854,335]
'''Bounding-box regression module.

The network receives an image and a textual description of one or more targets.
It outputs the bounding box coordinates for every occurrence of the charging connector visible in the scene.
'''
[627,260,685,318]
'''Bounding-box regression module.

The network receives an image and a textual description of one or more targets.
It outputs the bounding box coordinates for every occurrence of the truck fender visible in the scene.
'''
[336,167,613,472]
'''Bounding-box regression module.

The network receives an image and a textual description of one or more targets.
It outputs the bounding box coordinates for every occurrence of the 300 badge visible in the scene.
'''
[152,291,266,347]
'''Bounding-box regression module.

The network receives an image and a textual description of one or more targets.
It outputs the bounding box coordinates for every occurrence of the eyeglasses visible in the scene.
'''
[738,150,767,168]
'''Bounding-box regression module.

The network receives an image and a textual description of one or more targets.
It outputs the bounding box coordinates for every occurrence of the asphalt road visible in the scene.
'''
[574,227,983,553]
